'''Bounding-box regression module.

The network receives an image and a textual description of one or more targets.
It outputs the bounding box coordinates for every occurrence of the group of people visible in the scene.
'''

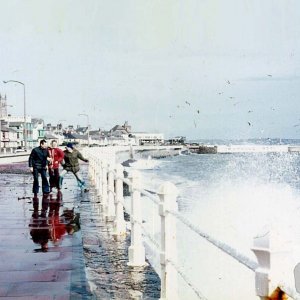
[28,139,89,195]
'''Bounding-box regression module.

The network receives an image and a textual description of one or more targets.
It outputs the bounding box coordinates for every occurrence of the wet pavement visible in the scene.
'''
[0,162,160,299]
[80,193,160,300]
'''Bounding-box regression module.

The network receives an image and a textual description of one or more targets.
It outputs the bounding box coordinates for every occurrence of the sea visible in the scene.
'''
[122,139,300,300]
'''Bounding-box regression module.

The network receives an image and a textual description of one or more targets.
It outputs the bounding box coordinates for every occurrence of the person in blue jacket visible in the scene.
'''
[29,139,52,196]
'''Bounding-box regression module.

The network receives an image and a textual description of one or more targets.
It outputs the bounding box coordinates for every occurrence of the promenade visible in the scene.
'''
[0,162,160,299]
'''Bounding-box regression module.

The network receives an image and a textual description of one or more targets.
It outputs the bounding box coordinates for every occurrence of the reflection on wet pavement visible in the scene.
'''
[0,162,160,299]
[28,192,80,252]
[0,163,91,299]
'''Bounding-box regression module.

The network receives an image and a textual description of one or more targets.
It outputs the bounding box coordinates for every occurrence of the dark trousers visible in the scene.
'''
[49,168,60,189]
[32,168,50,194]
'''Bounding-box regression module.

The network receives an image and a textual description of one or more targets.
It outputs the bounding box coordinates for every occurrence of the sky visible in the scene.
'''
[0,0,300,140]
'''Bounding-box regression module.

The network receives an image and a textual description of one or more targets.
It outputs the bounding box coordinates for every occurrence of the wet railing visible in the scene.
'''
[84,146,300,300]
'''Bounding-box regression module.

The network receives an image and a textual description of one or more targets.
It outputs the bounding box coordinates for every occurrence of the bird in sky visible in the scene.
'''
[248,110,253,113]
[229,96,235,99]
[226,80,231,84]
[185,101,191,106]
[267,74,272,77]
[247,121,251,126]
[293,124,300,127]
[197,110,200,114]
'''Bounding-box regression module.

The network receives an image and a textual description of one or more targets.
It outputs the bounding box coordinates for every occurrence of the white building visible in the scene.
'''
[130,132,164,146]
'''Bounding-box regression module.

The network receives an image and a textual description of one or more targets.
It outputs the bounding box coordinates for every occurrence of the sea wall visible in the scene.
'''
[0,153,29,164]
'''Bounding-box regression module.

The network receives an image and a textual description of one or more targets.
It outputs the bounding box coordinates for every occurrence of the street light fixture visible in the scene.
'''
[78,113,90,147]
[3,80,27,149]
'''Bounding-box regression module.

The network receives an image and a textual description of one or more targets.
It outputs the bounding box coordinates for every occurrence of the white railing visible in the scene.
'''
[84,146,300,300]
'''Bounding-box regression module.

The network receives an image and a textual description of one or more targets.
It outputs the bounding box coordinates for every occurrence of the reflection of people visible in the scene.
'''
[29,139,51,196]
[48,140,64,191]
[59,143,89,192]
[29,191,80,252]
[49,191,66,245]
[62,208,81,235]
[29,194,50,252]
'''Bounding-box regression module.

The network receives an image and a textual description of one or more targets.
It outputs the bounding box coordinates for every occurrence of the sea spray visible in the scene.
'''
[128,151,300,299]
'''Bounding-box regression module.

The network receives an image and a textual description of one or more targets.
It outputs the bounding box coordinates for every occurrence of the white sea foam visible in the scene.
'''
[136,152,300,299]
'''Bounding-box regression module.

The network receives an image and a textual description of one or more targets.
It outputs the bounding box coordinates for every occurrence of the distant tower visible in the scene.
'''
[0,94,8,118]
[123,121,131,133]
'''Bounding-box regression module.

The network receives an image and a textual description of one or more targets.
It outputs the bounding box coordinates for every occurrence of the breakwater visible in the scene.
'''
[187,144,300,154]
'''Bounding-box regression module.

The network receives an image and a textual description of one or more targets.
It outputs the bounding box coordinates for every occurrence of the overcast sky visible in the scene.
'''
[0,0,299,139]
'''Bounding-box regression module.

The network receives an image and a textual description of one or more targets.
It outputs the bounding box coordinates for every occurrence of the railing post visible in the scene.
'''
[93,156,97,184]
[113,163,126,235]
[106,163,116,221]
[127,170,146,266]
[95,158,102,198]
[88,154,94,181]
[97,158,103,197]
[158,182,178,300]
[101,160,108,215]
[252,229,272,300]
[92,155,96,182]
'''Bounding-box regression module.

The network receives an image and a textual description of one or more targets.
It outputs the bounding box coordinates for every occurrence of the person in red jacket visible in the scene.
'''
[48,140,64,191]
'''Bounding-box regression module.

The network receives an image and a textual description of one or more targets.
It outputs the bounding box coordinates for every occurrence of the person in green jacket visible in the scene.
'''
[59,143,89,192]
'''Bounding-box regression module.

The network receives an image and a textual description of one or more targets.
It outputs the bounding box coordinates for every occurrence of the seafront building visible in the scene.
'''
[0,93,164,152]
[129,132,164,145]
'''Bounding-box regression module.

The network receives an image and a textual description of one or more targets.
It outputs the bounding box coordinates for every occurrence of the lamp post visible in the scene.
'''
[3,80,27,150]
[78,113,90,147]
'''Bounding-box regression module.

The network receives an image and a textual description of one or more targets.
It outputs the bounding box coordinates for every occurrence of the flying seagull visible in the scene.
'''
[185,101,191,106]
